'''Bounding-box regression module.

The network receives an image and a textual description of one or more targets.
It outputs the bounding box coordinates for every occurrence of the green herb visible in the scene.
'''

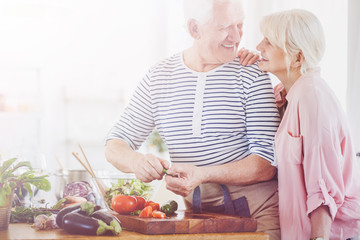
[148,130,167,153]
[162,168,178,177]
[10,206,58,223]
[104,179,152,210]
[0,158,51,206]
[51,198,67,210]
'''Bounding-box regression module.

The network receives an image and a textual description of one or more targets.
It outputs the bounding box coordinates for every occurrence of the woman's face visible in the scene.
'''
[256,37,288,77]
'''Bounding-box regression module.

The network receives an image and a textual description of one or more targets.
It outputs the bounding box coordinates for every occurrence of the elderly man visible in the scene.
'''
[105,0,280,238]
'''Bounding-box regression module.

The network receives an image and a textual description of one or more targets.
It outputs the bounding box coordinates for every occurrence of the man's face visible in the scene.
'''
[197,1,244,65]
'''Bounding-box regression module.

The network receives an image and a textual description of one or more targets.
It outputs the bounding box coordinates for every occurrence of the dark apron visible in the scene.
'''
[192,184,251,217]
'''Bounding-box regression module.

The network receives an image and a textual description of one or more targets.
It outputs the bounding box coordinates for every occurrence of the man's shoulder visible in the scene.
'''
[228,58,268,81]
[148,53,183,74]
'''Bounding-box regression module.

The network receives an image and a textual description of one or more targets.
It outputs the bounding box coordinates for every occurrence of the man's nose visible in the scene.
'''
[228,26,241,43]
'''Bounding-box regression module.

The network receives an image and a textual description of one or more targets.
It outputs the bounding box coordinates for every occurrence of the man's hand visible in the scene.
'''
[164,164,205,197]
[133,153,170,183]
[238,48,260,66]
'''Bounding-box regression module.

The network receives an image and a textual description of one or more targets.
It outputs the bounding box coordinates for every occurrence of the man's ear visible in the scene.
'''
[291,51,304,68]
[187,19,201,40]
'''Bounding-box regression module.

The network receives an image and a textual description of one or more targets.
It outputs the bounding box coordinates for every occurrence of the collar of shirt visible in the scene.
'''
[285,67,321,102]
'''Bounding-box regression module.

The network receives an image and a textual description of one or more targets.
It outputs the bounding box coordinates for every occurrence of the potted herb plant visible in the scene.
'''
[0,158,51,230]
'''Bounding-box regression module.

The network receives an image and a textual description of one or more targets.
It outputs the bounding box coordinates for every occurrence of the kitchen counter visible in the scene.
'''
[0,224,269,240]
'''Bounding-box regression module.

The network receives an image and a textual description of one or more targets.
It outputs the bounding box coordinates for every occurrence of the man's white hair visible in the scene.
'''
[260,9,325,75]
[183,0,243,25]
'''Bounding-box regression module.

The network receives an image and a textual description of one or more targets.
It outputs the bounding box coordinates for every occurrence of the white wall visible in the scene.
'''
[347,0,360,154]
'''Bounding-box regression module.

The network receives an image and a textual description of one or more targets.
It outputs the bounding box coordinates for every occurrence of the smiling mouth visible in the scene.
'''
[222,44,237,53]
[222,44,235,48]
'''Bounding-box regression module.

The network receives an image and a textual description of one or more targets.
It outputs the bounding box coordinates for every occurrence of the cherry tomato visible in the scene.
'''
[112,195,137,214]
[152,210,166,219]
[134,196,146,210]
[139,206,153,218]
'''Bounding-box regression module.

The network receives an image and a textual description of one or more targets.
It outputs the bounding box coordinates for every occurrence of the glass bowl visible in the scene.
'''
[91,171,161,211]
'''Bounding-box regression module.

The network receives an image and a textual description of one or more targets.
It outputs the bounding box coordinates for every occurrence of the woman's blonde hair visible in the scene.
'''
[260,9,325,75]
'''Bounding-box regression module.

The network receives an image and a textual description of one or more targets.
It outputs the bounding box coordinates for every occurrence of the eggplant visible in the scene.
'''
[56,203,82,228]
[62,212,113,235]
[91,210,121,235]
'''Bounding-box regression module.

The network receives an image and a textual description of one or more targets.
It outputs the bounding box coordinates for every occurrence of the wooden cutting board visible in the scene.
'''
[114,210,257,235]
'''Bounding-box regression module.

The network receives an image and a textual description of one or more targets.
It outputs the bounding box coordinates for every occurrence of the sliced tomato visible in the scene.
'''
[152,210,166,219]
[134,196,146,210]
[144,201,154,208]
[148,202,160,211]
[139,206,153,218]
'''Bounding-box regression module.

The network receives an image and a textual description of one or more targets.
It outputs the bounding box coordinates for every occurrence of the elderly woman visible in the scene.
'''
[256,9,360,240]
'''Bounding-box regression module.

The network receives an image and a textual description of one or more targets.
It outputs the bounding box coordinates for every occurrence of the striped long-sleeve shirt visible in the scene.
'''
[106,52,280,166]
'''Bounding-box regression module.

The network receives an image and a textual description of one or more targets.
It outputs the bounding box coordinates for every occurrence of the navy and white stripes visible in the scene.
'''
[106,53,280,166]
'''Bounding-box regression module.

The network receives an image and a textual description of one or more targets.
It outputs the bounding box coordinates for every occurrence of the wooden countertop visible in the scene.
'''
[0,223,269,240]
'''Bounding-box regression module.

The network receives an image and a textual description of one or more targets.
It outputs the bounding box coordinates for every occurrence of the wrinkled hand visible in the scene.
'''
[237,48,260,66]
[133,153,169,183]
[164,164,204,197]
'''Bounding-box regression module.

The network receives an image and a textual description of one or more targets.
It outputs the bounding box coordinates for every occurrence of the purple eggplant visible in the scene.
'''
[91,210,121,235]
[62,212,113,235]
[56,203,82,228]
[56,201,100,228]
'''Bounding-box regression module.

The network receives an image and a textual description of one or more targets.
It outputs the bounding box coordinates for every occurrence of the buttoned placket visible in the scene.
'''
[192,73,206,137]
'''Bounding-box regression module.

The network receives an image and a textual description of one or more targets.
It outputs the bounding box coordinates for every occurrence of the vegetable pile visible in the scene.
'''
[104,179,152,209]
[56,201,121,236]
[111,194,178,219]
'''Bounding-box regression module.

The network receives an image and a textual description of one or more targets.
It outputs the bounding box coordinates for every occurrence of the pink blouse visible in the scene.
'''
[274,68,360,239]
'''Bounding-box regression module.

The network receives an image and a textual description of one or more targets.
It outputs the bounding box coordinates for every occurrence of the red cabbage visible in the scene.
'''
[63,181,95,202]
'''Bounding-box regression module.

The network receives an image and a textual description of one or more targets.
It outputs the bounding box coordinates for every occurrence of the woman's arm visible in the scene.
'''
[309,204,332,240]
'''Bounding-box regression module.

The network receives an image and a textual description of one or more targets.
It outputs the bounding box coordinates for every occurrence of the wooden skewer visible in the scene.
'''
[78,144,96,177]
[71,146,108,200]
[71,152,95,177]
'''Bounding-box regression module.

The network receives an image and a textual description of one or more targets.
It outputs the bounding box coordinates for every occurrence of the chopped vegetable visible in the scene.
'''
[139,206,153,218]
[152,210,166,219]
[145,201,160,211]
